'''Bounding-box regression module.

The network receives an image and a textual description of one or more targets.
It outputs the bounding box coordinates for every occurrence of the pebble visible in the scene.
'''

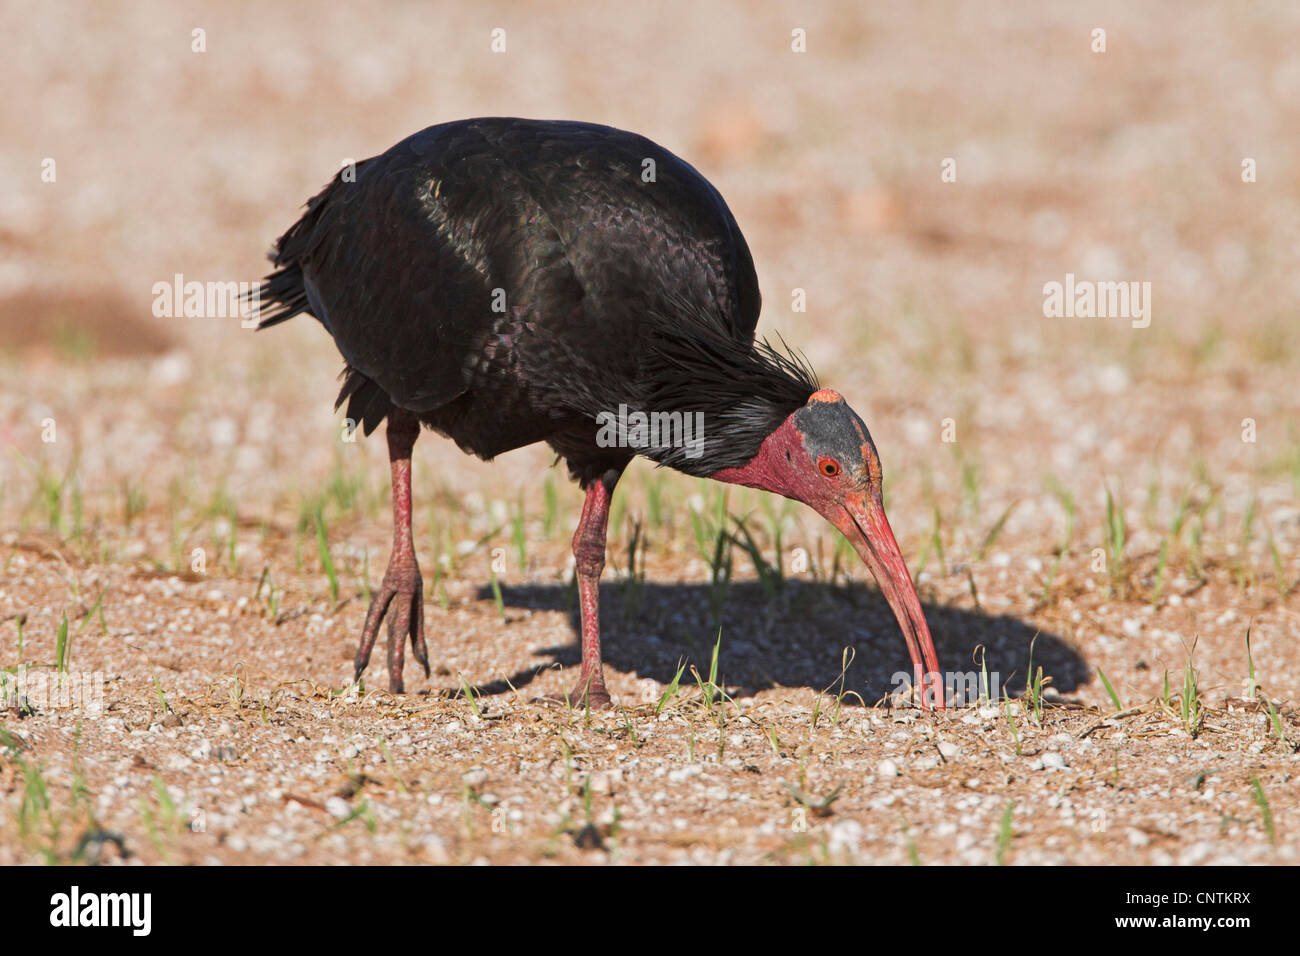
[877,758,900,777]
[325,797,351,819]
[421,834,449,864]
[938,742,960,758]
[827,820,863,854]
[1180,842,1214,866]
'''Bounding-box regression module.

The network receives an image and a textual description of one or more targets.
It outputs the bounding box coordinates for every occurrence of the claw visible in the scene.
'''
[411,589,429,677]
[354,587,393,683]
[355,561,424,692]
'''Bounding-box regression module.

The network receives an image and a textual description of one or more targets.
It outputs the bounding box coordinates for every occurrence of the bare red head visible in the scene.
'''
[709,388,944,708]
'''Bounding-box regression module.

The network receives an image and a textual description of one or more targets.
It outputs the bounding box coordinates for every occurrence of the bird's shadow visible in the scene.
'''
[468,576,1086,707]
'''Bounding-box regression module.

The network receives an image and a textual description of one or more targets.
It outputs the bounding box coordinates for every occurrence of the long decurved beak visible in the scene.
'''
[826,489,944,709]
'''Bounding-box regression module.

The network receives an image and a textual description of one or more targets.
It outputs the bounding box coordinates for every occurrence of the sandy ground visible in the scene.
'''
[1,0,1298,865]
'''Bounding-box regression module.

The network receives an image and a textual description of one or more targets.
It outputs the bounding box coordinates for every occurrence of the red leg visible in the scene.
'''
[559,468,622,709]
[354,408,428,692]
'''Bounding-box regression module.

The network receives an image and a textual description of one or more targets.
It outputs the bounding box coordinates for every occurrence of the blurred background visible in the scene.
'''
[2,0,1298,704]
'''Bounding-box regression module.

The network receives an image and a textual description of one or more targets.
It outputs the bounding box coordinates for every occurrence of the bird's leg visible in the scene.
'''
[354,408,427,693]
[561,468,622,709]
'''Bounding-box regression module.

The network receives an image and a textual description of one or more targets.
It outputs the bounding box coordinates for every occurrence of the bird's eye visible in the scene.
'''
[818,457,840,477]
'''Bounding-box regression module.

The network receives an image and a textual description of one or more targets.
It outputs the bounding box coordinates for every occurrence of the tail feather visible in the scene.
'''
[245,262,309,329]
[335,366,393,437]
[246,163,370,330]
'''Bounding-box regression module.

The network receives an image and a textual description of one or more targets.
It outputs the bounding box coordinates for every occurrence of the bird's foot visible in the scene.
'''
[354,554,427,693]
[543,672,613,711]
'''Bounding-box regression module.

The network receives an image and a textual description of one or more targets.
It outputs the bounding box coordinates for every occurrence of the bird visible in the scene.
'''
[251,117,944,710]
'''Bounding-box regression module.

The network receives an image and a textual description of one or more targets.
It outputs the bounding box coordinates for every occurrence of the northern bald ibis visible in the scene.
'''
[252,117,943,709]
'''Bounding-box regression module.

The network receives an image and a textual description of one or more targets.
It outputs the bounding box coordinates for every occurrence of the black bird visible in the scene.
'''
[252,117,944,709]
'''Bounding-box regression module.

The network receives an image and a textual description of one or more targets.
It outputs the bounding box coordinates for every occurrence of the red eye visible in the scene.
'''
[818,457,840,477]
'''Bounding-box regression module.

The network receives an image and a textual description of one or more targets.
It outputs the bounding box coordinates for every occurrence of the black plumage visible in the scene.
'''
[253,117,814,485]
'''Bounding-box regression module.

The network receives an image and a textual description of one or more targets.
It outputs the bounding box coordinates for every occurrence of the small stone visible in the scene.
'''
[938,742,960,759]
[421,834,449,863]
[877,758,900,777]
[827,819,863,854]
[325,797,351,819]
[1041,752,1067,770]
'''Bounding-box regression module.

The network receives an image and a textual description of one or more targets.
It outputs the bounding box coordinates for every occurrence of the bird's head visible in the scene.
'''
[709,388,944,708]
